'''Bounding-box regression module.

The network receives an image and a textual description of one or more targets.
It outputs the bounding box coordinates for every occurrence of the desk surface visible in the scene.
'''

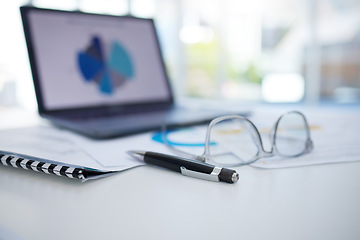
[1,105,360,240]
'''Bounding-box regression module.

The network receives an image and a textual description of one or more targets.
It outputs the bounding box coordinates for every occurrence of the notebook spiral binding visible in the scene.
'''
[0,154,85,180]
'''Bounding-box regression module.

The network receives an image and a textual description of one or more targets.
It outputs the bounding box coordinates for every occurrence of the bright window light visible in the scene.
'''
[179,26,214,44]
[261,73,305,102]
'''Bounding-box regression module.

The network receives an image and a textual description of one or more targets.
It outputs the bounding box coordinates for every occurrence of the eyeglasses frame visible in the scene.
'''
[161,111,314,167]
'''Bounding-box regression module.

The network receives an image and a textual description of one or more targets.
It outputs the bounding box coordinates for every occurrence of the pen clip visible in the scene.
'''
[180,166,221,182]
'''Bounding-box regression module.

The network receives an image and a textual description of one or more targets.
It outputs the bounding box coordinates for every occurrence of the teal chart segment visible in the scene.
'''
[77,36,134,94]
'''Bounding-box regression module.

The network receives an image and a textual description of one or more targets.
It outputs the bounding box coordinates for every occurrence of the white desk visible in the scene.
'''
[1,105,360,240]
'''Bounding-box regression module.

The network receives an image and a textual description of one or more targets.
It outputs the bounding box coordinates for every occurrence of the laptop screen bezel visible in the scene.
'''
[20,6,175,117]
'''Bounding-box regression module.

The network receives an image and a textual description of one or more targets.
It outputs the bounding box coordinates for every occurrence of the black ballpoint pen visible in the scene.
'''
[128,150,239,183]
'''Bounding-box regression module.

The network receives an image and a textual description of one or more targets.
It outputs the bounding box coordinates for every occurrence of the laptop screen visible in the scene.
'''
[21,7,172,112]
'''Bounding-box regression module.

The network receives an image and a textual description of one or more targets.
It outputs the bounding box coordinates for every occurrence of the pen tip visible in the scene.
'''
[127,150,146,161]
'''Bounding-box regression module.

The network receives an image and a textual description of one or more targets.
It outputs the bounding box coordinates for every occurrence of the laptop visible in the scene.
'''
[20,6,247,139]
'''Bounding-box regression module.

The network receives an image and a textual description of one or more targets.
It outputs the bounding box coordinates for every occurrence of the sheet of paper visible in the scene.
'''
[0,126,142,171]
[152,107,360,169]
[0,126,96,166]
[1,107,358,172]
[0,124,173,172]
[61,129,171,168]
[250,107,360,168]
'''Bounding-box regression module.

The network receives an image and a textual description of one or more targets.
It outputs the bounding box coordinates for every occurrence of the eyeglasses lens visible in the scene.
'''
[208,118,259,166]
[275,112,308,156]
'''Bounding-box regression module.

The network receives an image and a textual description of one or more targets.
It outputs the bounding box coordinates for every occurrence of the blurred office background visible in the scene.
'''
[0,0,359,110]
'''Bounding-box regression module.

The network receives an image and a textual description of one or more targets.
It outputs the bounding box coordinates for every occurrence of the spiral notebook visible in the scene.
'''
[0,150,117,181]
[0,125,146,181]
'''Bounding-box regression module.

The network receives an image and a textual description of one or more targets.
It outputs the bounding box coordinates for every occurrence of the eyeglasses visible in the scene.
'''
[161,111,313,167]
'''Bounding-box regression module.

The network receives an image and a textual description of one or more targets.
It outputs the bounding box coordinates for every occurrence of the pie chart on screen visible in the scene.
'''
[77,36,134,94]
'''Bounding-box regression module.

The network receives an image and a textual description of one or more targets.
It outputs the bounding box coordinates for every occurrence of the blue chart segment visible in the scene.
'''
[77,36,134,94]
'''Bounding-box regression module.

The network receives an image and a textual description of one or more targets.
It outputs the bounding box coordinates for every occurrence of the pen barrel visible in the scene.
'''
[144,152,215,174]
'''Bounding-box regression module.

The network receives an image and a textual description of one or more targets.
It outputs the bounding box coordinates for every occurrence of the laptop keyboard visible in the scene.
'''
[64,105,171,121]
